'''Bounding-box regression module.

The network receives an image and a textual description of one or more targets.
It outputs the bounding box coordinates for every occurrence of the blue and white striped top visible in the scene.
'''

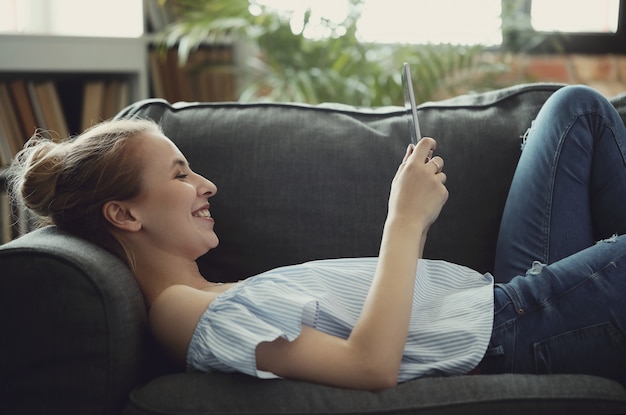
[187,257,494,382]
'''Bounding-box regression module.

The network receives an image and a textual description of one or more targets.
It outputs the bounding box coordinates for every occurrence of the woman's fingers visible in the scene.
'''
[390,137,448,230]
[409,137,437,162]
[429,156,444,174]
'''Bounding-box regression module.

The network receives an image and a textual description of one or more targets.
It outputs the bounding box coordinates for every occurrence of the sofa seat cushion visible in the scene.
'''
[124,372,626,415]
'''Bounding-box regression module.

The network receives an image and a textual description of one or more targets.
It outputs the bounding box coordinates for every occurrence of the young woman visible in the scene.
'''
[7,85,626,390]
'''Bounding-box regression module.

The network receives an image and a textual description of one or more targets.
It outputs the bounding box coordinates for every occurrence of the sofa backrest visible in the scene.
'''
[120,83,623,282]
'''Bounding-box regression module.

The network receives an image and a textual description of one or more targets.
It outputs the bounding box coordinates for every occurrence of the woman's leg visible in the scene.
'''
[481,86,626,381]
[481,234,626,382]
[494,85,626,282]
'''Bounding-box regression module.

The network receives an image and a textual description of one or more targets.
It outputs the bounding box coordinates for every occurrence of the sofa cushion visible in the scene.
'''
[123,372,626,415]
[117,83,574,282]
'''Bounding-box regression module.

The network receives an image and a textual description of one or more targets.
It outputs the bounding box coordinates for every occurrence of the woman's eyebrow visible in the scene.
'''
[171,159,189,169]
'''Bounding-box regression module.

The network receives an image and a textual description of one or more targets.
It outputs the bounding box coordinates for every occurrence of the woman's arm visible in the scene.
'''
[256,138,448,390]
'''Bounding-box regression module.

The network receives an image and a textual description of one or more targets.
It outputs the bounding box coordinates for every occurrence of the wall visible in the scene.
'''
[495,53,626,97]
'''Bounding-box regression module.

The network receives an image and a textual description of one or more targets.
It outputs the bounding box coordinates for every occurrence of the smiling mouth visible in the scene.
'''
[192,208,212,219]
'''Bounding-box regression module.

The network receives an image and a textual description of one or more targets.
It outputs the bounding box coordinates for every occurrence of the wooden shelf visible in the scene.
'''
[0,34,149,100]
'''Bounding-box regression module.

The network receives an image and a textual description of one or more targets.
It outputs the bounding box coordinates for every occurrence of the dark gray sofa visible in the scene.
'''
[2,83,626,415]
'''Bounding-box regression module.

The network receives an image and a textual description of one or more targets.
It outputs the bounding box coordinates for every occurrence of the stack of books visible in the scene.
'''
[0,78,129,168]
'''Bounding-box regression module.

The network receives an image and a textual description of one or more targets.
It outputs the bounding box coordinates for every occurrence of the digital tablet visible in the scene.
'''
[402,62,422,144]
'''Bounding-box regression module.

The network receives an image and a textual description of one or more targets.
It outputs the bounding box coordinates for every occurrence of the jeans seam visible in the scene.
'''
[594,102,626,165]
[502,248,625,319]
[545,239,626,311]
[544,110,582,265]
[494,283,524,326]
[544,106,619,263]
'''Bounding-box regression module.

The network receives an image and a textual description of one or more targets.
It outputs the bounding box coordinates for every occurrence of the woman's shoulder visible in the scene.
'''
[149,285,218,367]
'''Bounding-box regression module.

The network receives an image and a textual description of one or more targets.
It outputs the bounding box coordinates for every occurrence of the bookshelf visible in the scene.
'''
[0,34,149,242]
[0,34,148,94]
[0,34,148,135]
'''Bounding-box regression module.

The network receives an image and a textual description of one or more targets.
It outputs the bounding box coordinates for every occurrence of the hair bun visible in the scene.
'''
[11,136,67,217]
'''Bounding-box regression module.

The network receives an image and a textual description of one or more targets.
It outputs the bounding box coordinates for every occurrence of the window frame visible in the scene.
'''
[501,0,625,54]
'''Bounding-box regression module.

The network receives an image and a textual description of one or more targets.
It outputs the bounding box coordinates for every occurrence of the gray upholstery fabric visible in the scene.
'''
[2,83,626,414]
[0,226,149,415]
[124,373,626,415]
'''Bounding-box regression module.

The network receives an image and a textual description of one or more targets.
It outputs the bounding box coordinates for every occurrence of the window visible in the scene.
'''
[532,0,619,33]
[0,0,143,37]
[254,0,503,45]
[357,0,501,45]
[3,0,621,51]
[254,0,624,53]
[505,0,624,53]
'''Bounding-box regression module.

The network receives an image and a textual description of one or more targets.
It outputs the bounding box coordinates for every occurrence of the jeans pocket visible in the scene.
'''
[533,322,626,381]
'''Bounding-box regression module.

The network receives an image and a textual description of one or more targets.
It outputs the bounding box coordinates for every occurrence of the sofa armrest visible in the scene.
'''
[0,226,150,415]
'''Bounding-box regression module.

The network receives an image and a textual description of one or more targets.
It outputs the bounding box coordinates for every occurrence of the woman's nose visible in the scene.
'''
[199,177,217,197]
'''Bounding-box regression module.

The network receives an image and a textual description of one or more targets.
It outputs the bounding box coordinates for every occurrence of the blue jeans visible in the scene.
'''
[480,86,626,382]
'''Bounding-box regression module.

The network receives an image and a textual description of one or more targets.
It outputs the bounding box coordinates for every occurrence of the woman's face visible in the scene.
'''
[127,132,219,259]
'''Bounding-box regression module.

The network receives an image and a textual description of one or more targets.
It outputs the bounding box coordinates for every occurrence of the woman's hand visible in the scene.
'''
[387,137,448,235]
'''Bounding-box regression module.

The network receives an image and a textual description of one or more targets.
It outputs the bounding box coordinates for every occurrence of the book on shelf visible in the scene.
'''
[117,81,130,116]
[0,82,25,159]
[0,120,13,167]
[81,80,106,131]
[32,81,70,140]
[103,79,123,120]
[26,81,46,135]
[81,79,131,130]
[0,77,132,169]
[0,190,10,244]
[0,80,68,163]
[9,80,38,140]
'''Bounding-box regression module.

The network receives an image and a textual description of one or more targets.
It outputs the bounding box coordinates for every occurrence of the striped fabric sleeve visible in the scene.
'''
[186,277,319,378]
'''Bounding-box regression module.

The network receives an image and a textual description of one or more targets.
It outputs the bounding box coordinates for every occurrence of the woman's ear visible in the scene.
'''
[102,201,141,232]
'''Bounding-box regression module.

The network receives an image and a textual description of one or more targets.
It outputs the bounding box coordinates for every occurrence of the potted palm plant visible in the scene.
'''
[152,0,543,105]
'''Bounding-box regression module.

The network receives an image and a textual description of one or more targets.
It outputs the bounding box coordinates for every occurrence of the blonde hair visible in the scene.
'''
[6,118,163,267]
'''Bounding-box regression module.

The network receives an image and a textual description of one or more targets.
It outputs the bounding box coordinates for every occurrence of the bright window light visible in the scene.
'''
[357,0,502,44]
[0,0,143,37]
[254,0,502,45]
[254,0,623,44]
[0,0,19,32]
[532,0,620,33]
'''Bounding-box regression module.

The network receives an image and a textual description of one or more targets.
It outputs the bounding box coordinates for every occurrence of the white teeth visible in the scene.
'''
[193,209,211,218]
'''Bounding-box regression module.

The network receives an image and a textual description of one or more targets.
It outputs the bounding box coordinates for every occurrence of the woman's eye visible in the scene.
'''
[176,173,189,179]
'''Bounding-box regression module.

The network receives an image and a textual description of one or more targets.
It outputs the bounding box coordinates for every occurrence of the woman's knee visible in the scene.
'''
[547,85,612,113]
